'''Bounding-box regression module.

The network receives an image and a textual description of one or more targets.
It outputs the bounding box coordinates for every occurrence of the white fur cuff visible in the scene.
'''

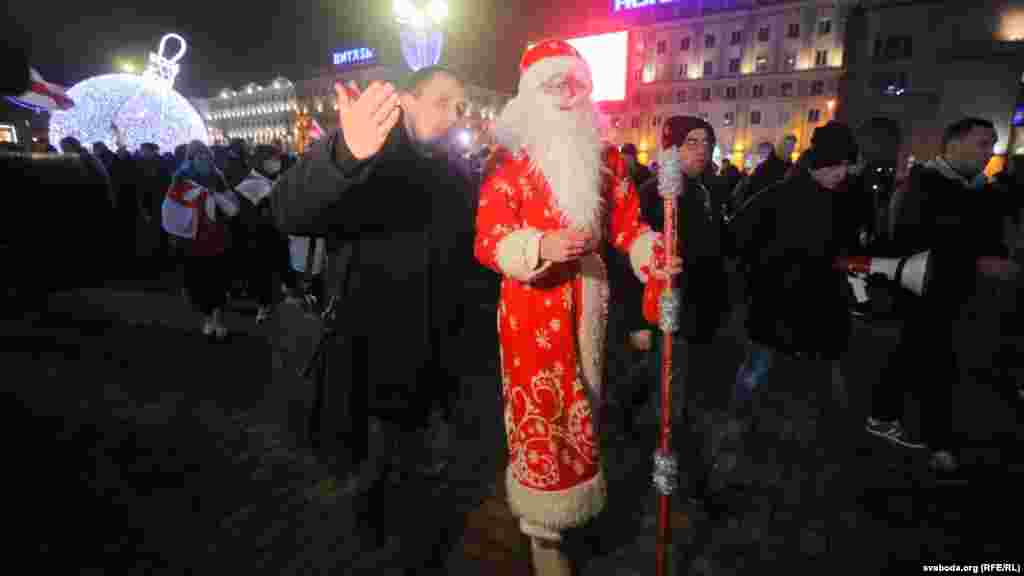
[629,231,658,283]
[496,228,553,283]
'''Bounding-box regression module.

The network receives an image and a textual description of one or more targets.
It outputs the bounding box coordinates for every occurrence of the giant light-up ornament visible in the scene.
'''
[50,33,209,152]
[394,0,448,71]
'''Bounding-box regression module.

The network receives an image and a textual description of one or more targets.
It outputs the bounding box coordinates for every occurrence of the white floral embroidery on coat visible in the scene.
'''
[535,328,552,350]
[519,176,536,200]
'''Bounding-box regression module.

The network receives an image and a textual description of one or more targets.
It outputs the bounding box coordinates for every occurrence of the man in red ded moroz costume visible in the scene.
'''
[475,39,680,574]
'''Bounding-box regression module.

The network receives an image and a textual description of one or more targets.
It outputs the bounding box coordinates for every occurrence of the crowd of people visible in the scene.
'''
[4,37,1023,575]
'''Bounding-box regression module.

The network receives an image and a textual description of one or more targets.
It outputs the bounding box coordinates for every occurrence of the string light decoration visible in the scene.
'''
[394,0,448,71]
[49,33,208,152]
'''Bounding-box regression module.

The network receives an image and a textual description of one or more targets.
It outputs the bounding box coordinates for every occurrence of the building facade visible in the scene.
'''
[548,0,857,168]
[202,77,297,149]
[839,0,1024,174]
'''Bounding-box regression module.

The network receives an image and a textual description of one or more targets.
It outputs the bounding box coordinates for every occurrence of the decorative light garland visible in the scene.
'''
[49,33,208,152]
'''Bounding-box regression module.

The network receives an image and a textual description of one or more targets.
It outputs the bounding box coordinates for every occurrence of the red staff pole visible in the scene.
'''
[653,149,683,576]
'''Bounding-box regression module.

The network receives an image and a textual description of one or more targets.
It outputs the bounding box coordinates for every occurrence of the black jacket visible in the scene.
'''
[731,170,857,358]
[892,162,1014,314]
[271,124,475,424]
[640,171,733,343]
[736,152,790,210]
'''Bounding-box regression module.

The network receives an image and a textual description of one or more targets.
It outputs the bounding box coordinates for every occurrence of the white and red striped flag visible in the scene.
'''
[10,67,74,111]
[309,118,325,141]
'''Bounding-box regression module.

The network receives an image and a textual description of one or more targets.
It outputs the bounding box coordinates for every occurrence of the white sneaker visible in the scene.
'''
[256,306,272,324]
[929,450,959,473]
[201,316,215,336]
[211,309,228,340]
[865,417,927,449]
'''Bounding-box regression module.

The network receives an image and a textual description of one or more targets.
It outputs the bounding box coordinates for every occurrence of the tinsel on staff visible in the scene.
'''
[652,146,683,576]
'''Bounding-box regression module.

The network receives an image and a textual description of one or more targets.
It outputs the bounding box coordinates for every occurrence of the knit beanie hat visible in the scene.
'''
[662,115,717,151]
[806,121,859,169]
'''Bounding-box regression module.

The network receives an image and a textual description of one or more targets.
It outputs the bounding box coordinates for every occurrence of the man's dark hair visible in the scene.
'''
[942,117,995,152]
[856,117,902,165]
[398,65,459,95]
[60,137,81,153]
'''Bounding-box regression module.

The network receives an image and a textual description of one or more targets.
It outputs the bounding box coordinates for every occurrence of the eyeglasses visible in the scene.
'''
[540,76,588,97]
[684,138,710,149]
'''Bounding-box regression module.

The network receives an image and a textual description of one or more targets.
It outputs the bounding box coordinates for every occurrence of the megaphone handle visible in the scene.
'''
[894,256,908,286]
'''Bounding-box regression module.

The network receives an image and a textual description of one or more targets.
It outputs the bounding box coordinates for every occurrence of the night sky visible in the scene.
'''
[6,0,573,99]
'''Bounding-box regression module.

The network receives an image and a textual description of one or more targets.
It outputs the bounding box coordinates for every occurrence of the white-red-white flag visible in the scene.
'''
[10,68,74,111]
[309,118,325,141]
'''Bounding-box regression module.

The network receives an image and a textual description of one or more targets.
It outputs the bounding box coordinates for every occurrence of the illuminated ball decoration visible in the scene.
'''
[49,34,208,152]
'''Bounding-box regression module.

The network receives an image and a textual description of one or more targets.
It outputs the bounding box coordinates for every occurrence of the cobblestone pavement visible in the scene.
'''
[6,270,1022,574]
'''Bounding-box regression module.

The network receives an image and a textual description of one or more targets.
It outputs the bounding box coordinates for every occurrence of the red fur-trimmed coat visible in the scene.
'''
[474,145,662,538]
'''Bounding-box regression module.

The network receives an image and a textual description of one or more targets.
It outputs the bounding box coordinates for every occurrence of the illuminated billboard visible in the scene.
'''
[612,0,679,12]
[333,47,377,69]
[565,32,628,103]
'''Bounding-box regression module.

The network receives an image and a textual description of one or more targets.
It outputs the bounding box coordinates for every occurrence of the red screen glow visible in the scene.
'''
[566,32,628,103]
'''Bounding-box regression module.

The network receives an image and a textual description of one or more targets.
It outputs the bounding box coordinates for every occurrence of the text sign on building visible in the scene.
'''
[333,47,376,68]
[612,0,678,12]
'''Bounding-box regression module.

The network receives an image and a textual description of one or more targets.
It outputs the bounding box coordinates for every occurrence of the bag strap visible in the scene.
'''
[304,236,318,284]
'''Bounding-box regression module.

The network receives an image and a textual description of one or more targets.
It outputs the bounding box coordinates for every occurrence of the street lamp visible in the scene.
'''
[394,0,448,71]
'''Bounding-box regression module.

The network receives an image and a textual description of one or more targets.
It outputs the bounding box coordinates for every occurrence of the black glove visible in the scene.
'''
[865,272,897,316]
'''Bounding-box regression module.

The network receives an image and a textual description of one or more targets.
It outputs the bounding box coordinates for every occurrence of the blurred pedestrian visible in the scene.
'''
[234,144,285,323]
[163,141,240,340]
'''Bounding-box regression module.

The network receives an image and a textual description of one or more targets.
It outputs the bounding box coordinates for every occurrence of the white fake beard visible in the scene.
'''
[494,92,604,231]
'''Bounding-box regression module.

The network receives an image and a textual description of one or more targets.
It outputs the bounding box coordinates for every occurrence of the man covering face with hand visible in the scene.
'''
[270,67,477,575]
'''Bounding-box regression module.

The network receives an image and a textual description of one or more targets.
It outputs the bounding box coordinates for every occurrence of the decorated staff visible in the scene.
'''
[652,146,683,576]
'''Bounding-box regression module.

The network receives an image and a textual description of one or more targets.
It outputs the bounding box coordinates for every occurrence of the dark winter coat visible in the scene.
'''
[731,169,859,359]
[892,161,1015,315]
[640,170,733,344]
[271,123,475,425]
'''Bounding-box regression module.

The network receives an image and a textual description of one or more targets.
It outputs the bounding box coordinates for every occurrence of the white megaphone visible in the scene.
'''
[834,251,932,296]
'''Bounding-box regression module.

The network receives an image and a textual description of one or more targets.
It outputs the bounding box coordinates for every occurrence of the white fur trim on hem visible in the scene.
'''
[496,228,553,283]
[507,465,607,536]
[629,231,658,283]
